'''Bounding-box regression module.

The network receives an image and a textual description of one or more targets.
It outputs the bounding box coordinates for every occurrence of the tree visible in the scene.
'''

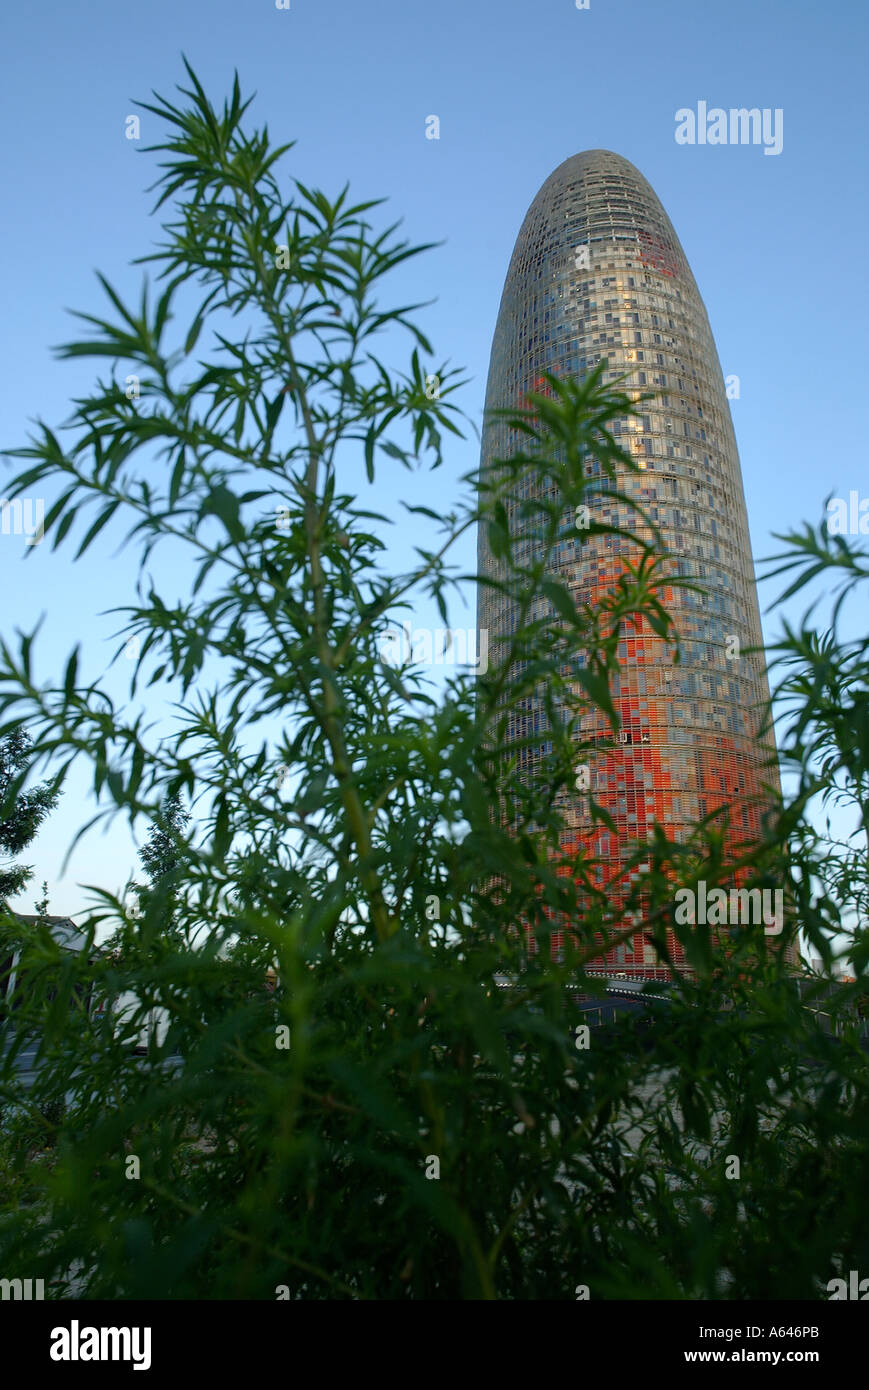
[33,880,51,923]
[0,62,864,1300]
[138,790,190,889]
[131,789,191,934]
[0,729,60,903]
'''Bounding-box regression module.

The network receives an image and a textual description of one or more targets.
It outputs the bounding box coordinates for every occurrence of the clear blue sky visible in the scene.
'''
[0,0,865,920]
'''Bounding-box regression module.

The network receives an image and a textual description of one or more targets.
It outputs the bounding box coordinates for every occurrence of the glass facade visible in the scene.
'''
[477,150,781,978]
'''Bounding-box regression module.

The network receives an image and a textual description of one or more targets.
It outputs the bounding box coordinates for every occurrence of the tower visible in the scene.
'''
[477,150,780,977]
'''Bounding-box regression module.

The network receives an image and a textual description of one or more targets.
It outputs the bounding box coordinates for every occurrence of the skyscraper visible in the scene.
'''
[477,150,780,977]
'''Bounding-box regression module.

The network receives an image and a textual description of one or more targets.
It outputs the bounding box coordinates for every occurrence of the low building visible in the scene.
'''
[0,912,88,1014]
